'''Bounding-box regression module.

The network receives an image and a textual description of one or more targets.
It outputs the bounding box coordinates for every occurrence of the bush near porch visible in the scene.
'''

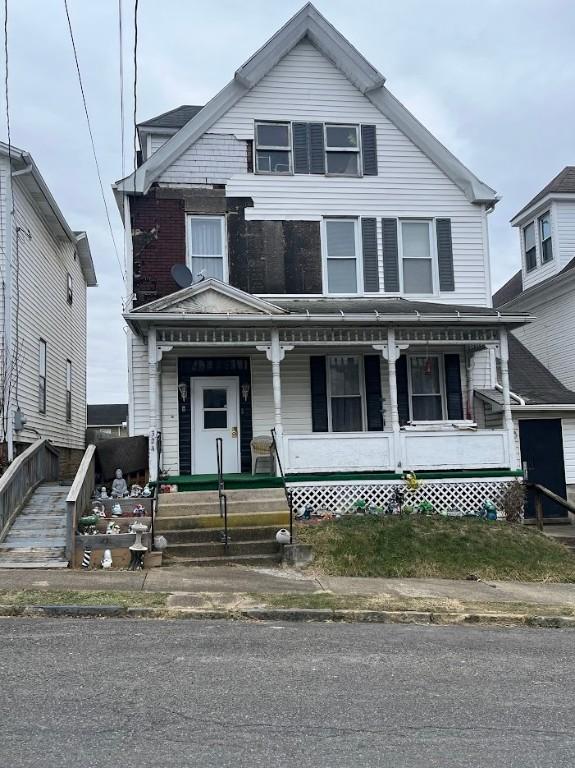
[296,516,575,582]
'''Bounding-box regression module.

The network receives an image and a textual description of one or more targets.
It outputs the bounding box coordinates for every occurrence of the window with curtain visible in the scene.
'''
[523,222,537,271]
[539,212,553,263]
[325,219,359,293]
[188,216,226,282]
[39,339,47,414]
[325,124,359,175]
[409,356,444,421]
[401,220,434,294]
[65,360,72,423]
[328,356,364,431]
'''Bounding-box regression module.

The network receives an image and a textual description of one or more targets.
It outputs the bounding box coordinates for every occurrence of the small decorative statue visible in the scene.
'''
[112,503,123,518]
[111,469,129,498]
[142,484,152,498]
[99,487,109,499]
[130,484,143,498]
[128,521,148,570]
[106,521,120,535]
[92,501,106,518]
[101,549,113,569]
[132,503,146,517]
[81,547,92,569]
[276,528,291,545]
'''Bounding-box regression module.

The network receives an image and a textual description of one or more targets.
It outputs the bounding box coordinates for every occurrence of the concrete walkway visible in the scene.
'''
[1,565,574,606]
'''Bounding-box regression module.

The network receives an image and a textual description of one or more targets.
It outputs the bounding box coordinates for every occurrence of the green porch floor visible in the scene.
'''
[163,469,523,493]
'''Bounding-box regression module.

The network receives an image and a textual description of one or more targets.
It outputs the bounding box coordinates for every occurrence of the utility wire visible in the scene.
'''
[63,0,125,282]
[133,0,139,173]
[118,0,125,181]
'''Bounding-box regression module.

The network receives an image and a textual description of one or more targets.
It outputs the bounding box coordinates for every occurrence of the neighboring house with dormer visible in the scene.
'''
[114,4,532,514]
[491,167,575,515]
[0,142,96,475]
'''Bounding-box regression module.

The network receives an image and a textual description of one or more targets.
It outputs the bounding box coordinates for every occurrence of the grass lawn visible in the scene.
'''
[296,515,575,582]
[0,589,169,608]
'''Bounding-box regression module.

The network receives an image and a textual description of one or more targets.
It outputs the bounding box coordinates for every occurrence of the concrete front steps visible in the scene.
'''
[0,483,69,569]
[156,487,289,566]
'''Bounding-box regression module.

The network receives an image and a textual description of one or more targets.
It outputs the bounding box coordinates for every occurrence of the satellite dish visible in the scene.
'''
[171,264,193,289]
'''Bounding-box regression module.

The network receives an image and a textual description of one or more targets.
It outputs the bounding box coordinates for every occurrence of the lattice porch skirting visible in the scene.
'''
[286,477,517,515]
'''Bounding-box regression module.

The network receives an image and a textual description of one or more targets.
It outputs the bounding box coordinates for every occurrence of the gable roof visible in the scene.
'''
[512,166,575,221]
[137,105,204,131]
[87,404,128,427]
[492,270,523,308]
[493,256,575,309]
[477,335,575,407]
[130,278,288,315]
[115,3,497,206]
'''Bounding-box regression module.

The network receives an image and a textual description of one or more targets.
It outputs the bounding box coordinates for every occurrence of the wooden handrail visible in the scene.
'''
[66,444,97,561]
[525,482,575,532]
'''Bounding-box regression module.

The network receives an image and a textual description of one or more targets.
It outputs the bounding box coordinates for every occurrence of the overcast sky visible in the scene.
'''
[2,0,574,403]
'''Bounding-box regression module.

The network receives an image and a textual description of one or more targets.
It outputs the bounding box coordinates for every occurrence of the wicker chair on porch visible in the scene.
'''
[250,435,275,475]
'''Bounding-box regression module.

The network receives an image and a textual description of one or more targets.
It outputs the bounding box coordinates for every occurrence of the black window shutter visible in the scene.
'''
[361,125,377,176]
[293,122,310,174]
[364,355,383,431]
[310,356,328,432]
[396,355,410,426]
[444,353,464,420]
[436,218,455,291]
[361,218,379,292]
[309,123,325,174]
[382,218,400,292]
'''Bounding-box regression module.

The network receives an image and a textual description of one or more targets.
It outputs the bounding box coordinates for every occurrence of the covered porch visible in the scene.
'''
[125,284,529,482]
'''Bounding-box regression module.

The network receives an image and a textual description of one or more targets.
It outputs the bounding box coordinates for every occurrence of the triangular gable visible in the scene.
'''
[130,278,287,315]
[115,3,497,206]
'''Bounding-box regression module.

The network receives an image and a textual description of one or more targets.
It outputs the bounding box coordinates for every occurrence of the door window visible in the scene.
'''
[203,388,228,429]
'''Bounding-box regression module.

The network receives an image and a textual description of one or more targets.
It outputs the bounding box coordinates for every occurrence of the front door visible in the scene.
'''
[519,419,567,518]
[192,378,240,475]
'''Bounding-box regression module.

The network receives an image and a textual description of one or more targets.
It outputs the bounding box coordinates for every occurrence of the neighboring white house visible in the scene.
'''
[491,167,575,514]
[0,142,97,475]
[114,3,532,511]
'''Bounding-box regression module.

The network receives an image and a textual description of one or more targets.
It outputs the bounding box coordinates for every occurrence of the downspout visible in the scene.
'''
[495,382,525,407]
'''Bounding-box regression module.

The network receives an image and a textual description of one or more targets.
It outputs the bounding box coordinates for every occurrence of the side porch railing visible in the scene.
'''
[66,444,96,562]
[216,437,229,554]
[0,438,60,544]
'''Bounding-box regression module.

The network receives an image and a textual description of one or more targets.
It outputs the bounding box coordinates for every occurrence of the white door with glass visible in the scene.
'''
[192,378,240,474]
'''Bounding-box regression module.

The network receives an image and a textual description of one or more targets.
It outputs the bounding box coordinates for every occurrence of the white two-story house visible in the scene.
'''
[114,4,531,512]
[492,167,575,514]
[0,143,96,476]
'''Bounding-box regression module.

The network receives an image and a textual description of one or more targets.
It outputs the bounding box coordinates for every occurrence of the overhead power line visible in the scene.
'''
[133,0,139,173]
[118,0,125,181]
[63,0,125,283]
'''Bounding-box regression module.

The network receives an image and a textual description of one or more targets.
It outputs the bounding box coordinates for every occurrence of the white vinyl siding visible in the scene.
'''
[554,200,575,270]
[1,169,88,450]
[130,333,150,435]
[157,133,247,185]
[157,40,490,306]
[562,418,575,485]
[161,355,180,475]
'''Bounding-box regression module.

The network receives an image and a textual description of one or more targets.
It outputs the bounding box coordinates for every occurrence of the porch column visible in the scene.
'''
[373,328,407,472]
[498,327,518,469]
[256,330,293,468]
[147,327,161,483]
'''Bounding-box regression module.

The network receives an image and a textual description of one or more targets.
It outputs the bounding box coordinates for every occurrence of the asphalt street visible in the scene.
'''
[0,619,574,767]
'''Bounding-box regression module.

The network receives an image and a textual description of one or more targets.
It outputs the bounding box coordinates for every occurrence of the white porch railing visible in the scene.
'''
[282,429,510,474]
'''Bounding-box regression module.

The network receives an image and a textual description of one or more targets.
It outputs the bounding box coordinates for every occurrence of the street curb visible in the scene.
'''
[1,604,575,627]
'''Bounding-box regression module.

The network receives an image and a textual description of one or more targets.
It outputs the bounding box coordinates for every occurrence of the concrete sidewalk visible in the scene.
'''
[0,565,574,607]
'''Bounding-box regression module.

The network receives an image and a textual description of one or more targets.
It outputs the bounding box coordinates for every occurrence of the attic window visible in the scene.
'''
[255,122,291,174]
[539,212,553,263]
[325,124,359,176]
[523,222,537,272]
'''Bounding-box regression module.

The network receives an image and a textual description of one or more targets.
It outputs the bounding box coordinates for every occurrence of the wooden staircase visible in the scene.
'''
[0,483,69,569]
[156,488,290,566]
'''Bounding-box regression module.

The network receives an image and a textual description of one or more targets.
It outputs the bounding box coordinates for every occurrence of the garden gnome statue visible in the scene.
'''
[111,469,128,498]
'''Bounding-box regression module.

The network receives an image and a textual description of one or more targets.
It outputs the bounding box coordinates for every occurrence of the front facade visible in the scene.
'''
[117,5,530,505]
[0,143,96,470]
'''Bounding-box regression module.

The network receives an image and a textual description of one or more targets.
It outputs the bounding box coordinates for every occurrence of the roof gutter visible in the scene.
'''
[510,404,575,412]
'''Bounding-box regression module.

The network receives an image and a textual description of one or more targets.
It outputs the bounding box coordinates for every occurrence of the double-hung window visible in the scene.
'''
[400,220,434,294]
[324,219,361,294]
[39,339,47,414]
[187,216,226,282]
[327,356,364,432]
[325,124,359,176]
[408,356,444,421]
[524,222,537,271]
[255,122,291,174]
[539,212,553,263]
[65,360,72,423]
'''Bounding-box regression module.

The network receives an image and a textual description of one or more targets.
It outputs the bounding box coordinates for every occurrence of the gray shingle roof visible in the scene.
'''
[493,270,523,308]
[512,166,575,220]
[273,297,506,316]
[138,105,203,130]
[87,404,128,427]
[505,336,575,405]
